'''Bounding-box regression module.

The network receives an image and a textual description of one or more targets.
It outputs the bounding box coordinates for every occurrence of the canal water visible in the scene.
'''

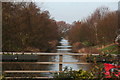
[38,38,93,77]
[3,38,93,77]
[57,38,80,70]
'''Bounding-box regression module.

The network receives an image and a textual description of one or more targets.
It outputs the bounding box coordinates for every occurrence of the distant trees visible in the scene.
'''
[68,7,118,46]
[3,3,118,52]
[56,21,71,37]
[2,2,59,52]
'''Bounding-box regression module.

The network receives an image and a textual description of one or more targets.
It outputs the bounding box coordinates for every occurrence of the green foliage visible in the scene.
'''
[82,41,94,47]
[53,66,94,80]
[100,44,117,51]
[100,44,119,54]
[91,63,105,79]
[0,75,6,80]
[86,54,115,63]
[86,54,119,79]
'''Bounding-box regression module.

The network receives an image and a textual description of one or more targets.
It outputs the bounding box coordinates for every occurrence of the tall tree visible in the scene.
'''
[2,2,59,52]
[68,7,118,46]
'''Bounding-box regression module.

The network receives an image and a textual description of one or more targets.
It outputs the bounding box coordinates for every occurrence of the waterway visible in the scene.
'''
[2,38,93,77]
[38,38,93,77]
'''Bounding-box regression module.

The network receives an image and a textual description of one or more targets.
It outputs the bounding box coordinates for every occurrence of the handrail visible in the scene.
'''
[2,52,119,79]
[5,77,54,79]
[1,62,91,64]
[0,52,118,56]
[4,70,63,73]
[0,52,99,55]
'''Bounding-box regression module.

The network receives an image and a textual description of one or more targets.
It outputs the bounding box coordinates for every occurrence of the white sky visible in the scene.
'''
[1,0,119,24]
[1,0,119,2]
[36,2,118,24]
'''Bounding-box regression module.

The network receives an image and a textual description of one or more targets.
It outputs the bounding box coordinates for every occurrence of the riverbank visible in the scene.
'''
[20,40,59,53]
[72,42,119,54]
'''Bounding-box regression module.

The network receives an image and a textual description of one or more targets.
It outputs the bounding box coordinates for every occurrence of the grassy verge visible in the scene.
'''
[99,44,119,54]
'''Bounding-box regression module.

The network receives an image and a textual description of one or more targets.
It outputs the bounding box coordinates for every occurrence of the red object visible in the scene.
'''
[103,63,120,78]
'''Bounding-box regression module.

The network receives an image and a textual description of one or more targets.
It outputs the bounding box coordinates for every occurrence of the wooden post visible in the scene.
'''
[59,54,63,71]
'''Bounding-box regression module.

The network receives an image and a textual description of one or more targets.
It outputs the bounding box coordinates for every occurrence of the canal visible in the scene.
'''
[2,38,93,77]
[37,38,93,77]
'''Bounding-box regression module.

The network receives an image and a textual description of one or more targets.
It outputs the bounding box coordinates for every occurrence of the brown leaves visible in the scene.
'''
[68,7,118,46]
[2,2,59,52]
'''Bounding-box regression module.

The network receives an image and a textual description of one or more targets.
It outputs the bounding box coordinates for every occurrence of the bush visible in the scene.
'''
[100,44,119,54]
[86,54,115,63]
[52,66,94,80]
[72,42,85,52]
[82,41,94,47]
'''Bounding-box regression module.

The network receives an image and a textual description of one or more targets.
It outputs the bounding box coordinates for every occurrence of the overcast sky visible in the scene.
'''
[36,1,118,24]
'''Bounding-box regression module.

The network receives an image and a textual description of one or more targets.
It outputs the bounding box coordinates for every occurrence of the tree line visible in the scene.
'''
[68,7,119,46]
[2,2,60,52]
[2,3,119,52]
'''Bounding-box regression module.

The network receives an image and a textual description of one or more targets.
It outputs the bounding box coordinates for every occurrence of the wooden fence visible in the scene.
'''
[0,52,118,79]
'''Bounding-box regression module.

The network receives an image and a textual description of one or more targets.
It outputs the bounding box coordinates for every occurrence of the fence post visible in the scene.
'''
[59,54,63,71]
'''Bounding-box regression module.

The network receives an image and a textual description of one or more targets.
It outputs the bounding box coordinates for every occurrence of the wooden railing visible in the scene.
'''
[0,52,118,79]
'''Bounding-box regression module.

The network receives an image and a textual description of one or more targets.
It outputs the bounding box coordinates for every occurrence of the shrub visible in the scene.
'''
[52,66,94,80]
[82,41,94,47]
[86,54,115,63]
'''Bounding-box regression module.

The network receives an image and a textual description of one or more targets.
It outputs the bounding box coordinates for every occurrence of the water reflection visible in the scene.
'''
[57,38,79,70]
[56,38,93,70]
[3,38,93,77]
[37,38,92,76]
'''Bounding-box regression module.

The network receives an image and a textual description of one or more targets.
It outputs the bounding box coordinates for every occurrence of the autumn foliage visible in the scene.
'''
[2,2,60,52]
[68,7,118,46]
